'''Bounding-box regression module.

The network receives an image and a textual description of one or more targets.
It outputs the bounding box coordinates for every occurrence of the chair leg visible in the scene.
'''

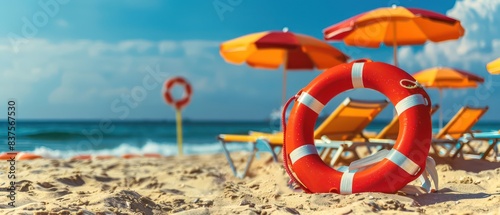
[240,145,258,178]
[351,149,361,160]
[451,141,466,159]
[321,148,334,164]
[220,140,258,178]
[495,144,499,162]
[255,139,278,162]
[275,146,283,158]
[481,139,499,160]
[430,144,441,156]
[317,147,326,156]
[436,142,458,157]
[329,146,346,167]
[464,141,478,154]
[495,144,499,161]
[365,145,373,155]
[220,140,238,177]
[443,143,457,157]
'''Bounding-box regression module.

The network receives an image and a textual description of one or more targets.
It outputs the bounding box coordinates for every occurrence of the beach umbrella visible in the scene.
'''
[220,28,349,105]
[487,58,500,74]
[323,5,464,67]
[413,67,484,129]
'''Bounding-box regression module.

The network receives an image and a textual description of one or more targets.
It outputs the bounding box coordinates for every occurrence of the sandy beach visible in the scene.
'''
[2,0,500,214]
[0,151,499,215]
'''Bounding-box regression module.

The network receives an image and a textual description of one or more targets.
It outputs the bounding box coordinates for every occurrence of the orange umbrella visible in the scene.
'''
[220,28,349,105]
[487,58,500,74]
[413,67,484,128]
[323,5,464,67]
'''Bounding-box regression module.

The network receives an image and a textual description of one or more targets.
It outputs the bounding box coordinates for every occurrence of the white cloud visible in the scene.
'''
[85,40,156,57]
[181,40,220,59]
[49,72,108,104]
[0,38,224,103]
[398,0,500,121]
[159,41,177,54]
[399,0,500,71]
[117,40,154,53]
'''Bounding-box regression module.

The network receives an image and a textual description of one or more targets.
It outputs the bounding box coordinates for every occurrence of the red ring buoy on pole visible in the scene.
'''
[163,76,192,156]
[284,60,432,194]
[163,77,192,110]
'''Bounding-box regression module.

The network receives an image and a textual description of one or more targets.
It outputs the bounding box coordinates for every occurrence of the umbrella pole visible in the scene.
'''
[391,21,399,117]
[393,44,398,68]
[281,53,288,131]
[282,51,289,106]
[282,68,287,106]
[439,89,443,130]
[393,21,398,67]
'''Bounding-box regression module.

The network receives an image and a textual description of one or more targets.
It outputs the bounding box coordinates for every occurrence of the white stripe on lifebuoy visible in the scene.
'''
[340,172,355,194]
[386,149,420,176]
[297,92,324,115]
[395,94,427,116]
[351,62,365,88]
[290,144,318,164]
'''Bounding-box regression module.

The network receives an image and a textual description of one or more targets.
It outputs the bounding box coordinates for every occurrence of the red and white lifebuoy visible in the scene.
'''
[163,77,192,110]
[284,60,432,194]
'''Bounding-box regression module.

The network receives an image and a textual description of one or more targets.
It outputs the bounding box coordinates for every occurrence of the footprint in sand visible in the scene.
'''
[94,175,118,182]
[37,182,56,188]
[17,180,34,192]
[103,190,159,215]
[56,174,85,186]
[160,188,185,195]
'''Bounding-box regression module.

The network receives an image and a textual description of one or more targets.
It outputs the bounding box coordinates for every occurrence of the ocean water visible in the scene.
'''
[1,120,499,159]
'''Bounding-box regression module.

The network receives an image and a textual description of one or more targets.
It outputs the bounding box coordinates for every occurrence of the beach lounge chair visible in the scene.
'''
[374,104,440,139]
[218,97,389,178]
[460,131,500,161]
[431,106,489,158]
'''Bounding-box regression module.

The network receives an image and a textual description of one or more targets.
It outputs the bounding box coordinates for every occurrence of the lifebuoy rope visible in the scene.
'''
[281,93,312,193]
[400,79,422,89]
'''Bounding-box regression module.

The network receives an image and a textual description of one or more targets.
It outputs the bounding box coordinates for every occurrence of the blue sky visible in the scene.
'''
[1,0,499,121]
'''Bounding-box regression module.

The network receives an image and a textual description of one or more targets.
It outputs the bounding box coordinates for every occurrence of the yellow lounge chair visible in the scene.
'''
[218,97,389,178]
[431,106,489,158]
[375,104,440,140]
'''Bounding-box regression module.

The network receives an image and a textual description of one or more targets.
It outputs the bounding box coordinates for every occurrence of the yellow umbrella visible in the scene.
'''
[413,67,484,128]
[220,28,349,105]
[487,58,500,74]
